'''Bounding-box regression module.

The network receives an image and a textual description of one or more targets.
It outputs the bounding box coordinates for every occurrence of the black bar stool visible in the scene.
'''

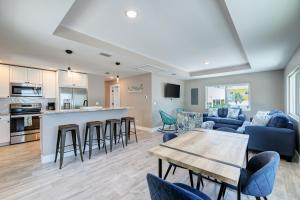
[54,124,84,169]
[120,117,138,146]
[83,121,107,159]
[104,119,124,152]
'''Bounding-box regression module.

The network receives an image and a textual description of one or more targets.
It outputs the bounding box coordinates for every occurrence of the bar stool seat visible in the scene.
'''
[87,121,103,127]
[83,121,107,159]
[104,119,124,152]
[121,116,138,146]
[54,124,84,169]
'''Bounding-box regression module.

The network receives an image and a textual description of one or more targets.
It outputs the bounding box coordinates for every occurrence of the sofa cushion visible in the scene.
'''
[267,113,289,128]
[227,108,240,119]
[208,108,218,117]
[252,111,271,126]
[219,118,244,126]
[204,116,222,123]
[218,108,228,118]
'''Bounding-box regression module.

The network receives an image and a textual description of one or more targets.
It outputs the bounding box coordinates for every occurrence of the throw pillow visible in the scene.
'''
[208,108,218,117]
[252,111,271,126]
[201,121,215,129]
[267,113,289,128]
[227,108,240,119]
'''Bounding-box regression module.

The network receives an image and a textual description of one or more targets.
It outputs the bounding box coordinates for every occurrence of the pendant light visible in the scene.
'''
[65,49,73,77]
[116,75,119,83]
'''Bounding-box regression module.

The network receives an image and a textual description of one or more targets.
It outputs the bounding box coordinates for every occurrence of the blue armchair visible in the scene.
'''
[147,173,211,200]
[203,108,246,130]
[245,111,295,161]
[159,110,178,131]
[221,151,280,200]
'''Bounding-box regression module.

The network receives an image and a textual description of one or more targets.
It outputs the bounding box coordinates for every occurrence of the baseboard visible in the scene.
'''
[41,145,100,164]
[136,126,160,132]
[294,150,300,162]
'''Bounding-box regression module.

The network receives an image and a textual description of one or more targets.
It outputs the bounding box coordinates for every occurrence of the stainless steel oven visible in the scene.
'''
[10,103,41,144]
[10,83,43,97]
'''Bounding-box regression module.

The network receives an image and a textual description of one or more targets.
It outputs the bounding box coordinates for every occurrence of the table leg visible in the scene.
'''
[237,179,241,200]
[217,182,225,200]
[158,159,162,178]
[246,147,249,164]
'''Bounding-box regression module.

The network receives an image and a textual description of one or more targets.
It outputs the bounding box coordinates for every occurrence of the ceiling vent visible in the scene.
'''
[99,52,112,57]
[136,64,167,73]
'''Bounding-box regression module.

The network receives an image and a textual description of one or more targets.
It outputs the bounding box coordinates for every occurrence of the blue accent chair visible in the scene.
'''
[221,151,280,200]
[203,108,246,130]
[245,111,295,161]
[159,110,178,131]
[147,173,211,200]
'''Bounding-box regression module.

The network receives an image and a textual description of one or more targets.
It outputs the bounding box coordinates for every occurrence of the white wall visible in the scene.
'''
[284,46,300,152]
[88,74,105,106]
[185,70,284,119]
[152,74,185,128]
[105,73,152,128]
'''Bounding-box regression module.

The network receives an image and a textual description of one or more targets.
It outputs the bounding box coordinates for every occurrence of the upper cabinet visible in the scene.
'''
[58,71,73,87]
[10,66,42,84]
[72,72,88,88]
[42,70,56,98]
[0,65,10,98]
[27,68,43,84]
[58,70,88,88]
[9,66,27,83]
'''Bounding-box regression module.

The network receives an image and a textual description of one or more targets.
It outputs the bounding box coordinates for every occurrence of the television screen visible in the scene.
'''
[165,83,180,98]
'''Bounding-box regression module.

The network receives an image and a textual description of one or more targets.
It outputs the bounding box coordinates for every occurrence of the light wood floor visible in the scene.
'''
[0,130,299,200]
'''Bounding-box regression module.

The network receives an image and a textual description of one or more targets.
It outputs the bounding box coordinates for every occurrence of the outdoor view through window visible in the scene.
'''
[206,84,250,111]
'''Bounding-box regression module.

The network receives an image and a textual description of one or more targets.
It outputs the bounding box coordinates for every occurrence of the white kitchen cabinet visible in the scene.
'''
[0,115,10,146]
[42,70,56,98]
[10,66,27,83]
[58,70,88,88]
[10,66,43,84]
[0,65,10,98]
[58,71,73,87]
[72,72,88,88]
[27,68,43,84]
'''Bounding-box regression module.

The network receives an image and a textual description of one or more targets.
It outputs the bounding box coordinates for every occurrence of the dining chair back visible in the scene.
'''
[147,173,211,200]
[242,151,280,198]
[163,133,178,142]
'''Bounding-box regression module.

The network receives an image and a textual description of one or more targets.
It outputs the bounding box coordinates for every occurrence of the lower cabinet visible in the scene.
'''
[0,115,10,146]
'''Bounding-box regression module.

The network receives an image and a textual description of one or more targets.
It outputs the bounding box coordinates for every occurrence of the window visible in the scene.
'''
[205,84,250,111]
[288,67,299,120]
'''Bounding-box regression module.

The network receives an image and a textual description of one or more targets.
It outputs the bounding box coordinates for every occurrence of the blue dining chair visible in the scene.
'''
[220,151,280,200]
[163,133,204,189]
[147,173,211,200]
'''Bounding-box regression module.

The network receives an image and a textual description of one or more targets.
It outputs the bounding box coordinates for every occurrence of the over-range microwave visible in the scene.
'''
[10,83,43,97]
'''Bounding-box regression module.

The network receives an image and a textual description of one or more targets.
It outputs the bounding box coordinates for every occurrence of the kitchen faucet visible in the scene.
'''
[83,100,88,107]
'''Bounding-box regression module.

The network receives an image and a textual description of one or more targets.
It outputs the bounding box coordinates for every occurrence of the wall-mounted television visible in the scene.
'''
[165,83,180,98]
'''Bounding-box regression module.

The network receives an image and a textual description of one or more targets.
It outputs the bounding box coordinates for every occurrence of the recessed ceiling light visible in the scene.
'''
[204,61,210,65]
[126,10,137,18]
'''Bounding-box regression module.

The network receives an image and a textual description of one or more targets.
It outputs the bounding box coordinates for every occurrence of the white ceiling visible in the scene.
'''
[0,0,299,80]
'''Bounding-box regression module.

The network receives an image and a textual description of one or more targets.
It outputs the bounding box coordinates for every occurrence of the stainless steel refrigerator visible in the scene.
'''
[59,87,88,109]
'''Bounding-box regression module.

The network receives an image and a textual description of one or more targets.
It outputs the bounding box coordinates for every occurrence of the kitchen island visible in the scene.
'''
[40,107,128,163]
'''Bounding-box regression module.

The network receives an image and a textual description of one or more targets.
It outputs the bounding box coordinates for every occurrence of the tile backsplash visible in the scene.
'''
[0,97,55,114]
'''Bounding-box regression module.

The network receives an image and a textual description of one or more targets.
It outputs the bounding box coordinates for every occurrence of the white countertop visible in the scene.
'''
[43,107,128,115]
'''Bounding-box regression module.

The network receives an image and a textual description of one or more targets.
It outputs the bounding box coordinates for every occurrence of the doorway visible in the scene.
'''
[110,84,120,107]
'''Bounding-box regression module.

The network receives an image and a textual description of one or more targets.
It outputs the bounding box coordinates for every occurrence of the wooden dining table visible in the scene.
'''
[148,128,249,200]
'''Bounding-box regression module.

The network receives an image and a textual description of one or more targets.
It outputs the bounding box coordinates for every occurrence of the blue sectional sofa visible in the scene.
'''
[244,111,296,161]
[203,108,246,130]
